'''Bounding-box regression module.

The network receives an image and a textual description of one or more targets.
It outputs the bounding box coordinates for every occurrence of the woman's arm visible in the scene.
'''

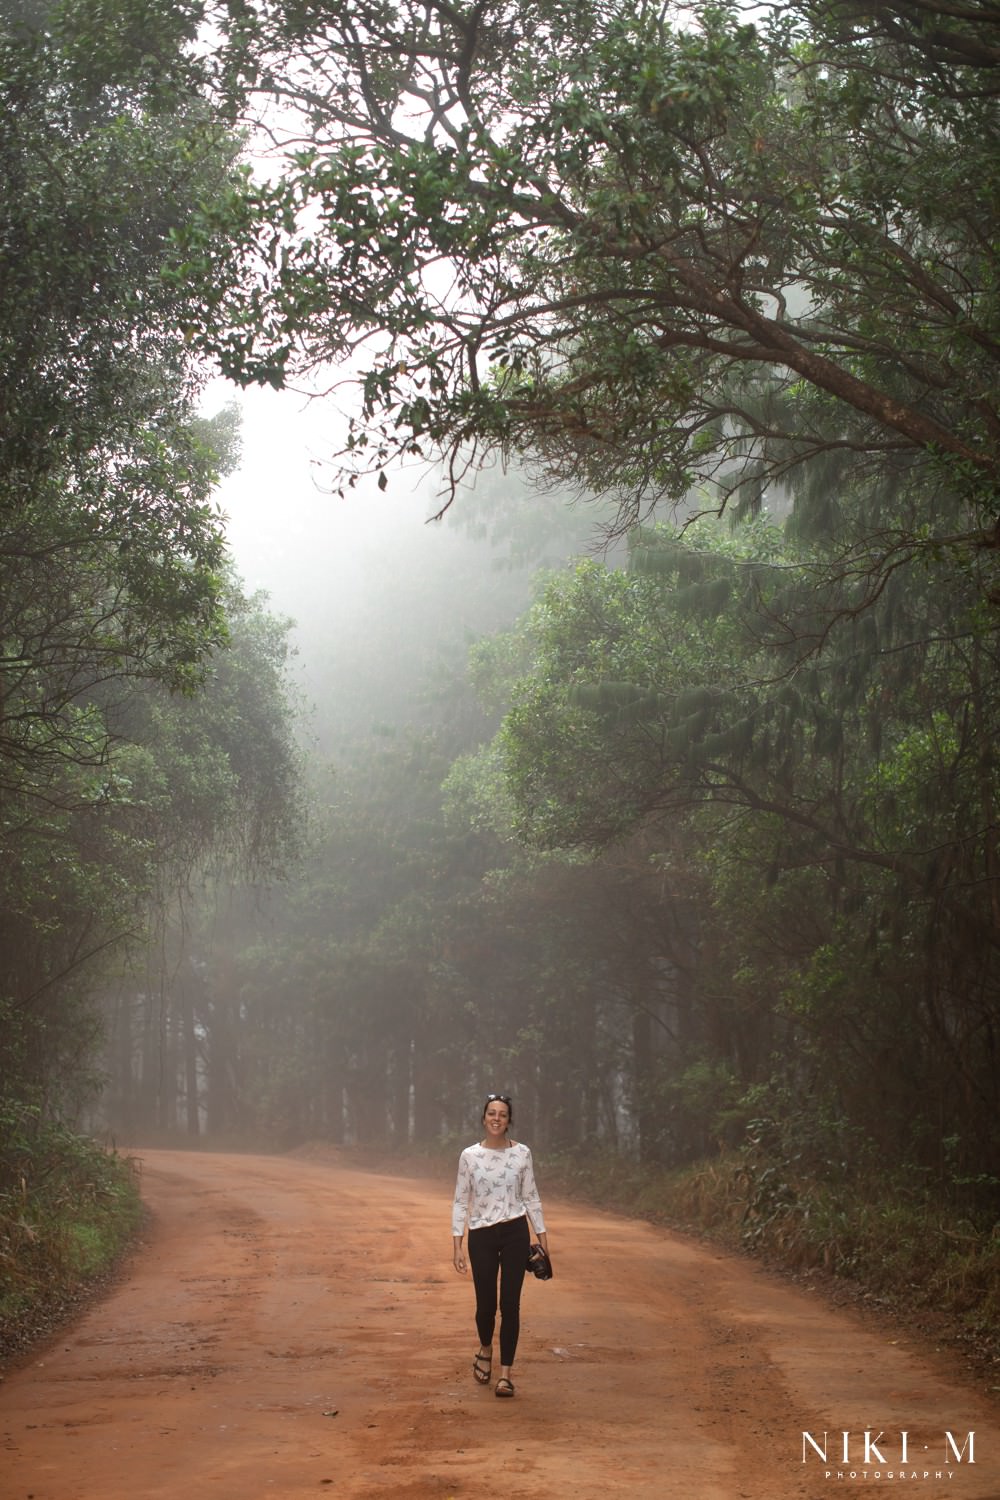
[520,1146,547,1236]
[451,1149,472,1270]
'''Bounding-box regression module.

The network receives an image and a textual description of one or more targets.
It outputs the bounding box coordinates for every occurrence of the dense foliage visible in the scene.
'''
[187,0,999,581]
[84,1,1000,1204]
[111,0,994,1229]
[474,513,1000,1187]
[3,0,999,1340]
[0,0,302,1174]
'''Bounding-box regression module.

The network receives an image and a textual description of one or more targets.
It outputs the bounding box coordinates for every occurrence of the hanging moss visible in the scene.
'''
[568,681,666,722]
[674,686,719,718]
[670,575,733,617]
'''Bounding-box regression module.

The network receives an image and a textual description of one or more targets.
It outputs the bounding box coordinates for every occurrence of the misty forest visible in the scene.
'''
[2,0,999,1354]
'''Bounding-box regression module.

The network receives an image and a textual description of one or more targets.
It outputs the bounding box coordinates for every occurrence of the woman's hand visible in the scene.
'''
[453,1238,467,1273]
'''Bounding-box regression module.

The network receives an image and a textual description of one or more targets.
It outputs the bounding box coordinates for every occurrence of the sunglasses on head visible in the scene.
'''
[485,1093,511,1107]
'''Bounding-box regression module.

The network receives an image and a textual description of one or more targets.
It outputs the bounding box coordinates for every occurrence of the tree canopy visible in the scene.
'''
[179,0,999,592]
[0,0,256,813]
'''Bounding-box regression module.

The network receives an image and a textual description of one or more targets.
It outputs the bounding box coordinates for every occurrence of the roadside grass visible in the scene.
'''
[544,1147,1000,1380]
[0,1119,143,1362]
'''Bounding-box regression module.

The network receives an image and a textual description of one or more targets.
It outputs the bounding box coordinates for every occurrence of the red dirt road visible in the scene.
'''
[0,1148,997,1500]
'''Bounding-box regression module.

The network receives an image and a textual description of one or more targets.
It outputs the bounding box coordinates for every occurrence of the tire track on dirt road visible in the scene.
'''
[0,1149,996,1500]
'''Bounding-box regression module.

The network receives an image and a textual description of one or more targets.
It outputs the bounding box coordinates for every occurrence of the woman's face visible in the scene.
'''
[483,1099,511,1139]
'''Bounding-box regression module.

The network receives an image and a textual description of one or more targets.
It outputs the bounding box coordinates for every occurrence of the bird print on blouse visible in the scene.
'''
[452,1141,546,1236]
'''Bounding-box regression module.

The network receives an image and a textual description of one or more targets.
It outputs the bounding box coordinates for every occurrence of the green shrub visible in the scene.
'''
[0,1107,142,1358]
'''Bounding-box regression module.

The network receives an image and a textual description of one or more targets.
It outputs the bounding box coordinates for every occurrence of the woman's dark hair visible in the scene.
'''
[482,1092,513,1124]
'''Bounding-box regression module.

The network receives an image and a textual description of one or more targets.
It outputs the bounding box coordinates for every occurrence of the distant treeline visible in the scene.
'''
[94,511,1000,1237]
[3,0,999,1254]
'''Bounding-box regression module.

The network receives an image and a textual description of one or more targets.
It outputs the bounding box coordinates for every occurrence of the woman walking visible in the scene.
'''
[451,1092,549,1398]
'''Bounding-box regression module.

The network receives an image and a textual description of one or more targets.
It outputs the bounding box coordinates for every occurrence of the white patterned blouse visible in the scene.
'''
[451,1141,547,1237]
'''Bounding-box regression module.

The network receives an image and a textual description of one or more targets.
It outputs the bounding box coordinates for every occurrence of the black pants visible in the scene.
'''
[467,1214,531,1367]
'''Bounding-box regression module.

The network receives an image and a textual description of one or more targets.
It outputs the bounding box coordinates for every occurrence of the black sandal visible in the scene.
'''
[495,1377,515,1398]
[473,1351,492,1385]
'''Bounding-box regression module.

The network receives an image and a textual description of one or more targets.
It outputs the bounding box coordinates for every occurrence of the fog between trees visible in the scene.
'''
[2,0,999,1262]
